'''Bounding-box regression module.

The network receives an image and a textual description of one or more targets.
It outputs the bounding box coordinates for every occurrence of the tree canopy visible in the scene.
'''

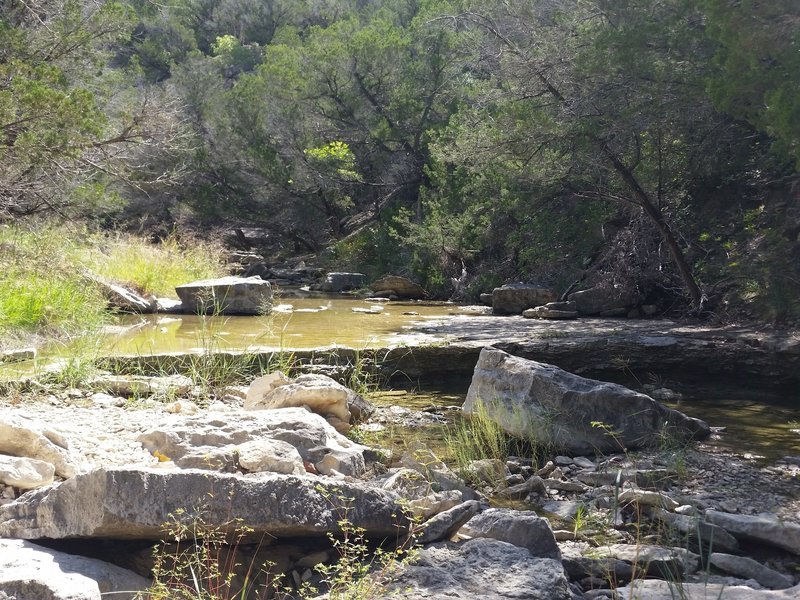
[1,0,798,319]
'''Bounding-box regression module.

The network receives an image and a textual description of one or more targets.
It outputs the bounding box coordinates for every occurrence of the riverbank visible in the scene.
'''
[1,368,799,599]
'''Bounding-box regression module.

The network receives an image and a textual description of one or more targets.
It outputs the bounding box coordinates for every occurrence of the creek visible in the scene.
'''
[9,294,800,463]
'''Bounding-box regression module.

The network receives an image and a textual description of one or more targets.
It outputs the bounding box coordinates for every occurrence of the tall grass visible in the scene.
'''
[444,399,538,476]
[81,230,225,297]
[0,222,225,343]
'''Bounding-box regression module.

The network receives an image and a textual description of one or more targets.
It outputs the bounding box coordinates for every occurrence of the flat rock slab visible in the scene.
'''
[614,580,800,599]
[464,347,709,454]
[706,510,800,555]
[387,538,571,599]
[176,276,272,315]
[0,467,409,540]
[0,538,149,600]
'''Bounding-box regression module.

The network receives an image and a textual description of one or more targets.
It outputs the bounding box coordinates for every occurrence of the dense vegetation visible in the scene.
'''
[2,0,799,325]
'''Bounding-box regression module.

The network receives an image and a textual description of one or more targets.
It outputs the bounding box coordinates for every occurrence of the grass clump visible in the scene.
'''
[445,399,537,477]
[81,230,225,297]
[0,224,108,338]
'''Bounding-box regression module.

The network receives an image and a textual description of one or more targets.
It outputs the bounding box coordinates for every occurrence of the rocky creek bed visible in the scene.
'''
[1,317,799,599]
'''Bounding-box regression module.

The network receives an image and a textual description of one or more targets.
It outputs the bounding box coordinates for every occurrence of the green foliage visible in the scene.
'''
[445,399,537,476]
[0,224,107,336]
[704,0,800,168]
[79,231,225,297]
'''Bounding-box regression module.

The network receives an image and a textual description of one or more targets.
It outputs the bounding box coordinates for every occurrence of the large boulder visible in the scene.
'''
[0,467,410,540]
[175,276,272,315]
[464,348,709,454]
[370,275,426,300]
[137,407,368,477]
[244,373,374,433]
[386,538,571,599]
[0,414,83,478]
[491,284,556,315]
[0,539,149,600]
[0,455,55,489]
[705,511,800,555]
[459,508,561,559]
[317,272,366,292]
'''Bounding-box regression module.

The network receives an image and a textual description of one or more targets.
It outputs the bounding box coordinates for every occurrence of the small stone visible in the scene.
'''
[555,456,574,466]
[573,456,596,469]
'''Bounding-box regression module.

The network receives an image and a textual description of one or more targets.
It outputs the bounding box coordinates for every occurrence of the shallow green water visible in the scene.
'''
[104,295,469,355]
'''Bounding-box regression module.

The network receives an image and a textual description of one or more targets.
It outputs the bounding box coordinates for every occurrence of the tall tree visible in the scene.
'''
[430,0,732,307]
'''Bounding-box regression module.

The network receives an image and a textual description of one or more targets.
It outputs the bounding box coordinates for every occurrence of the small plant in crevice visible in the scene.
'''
[143,510,278,600]
[313,486,420,600]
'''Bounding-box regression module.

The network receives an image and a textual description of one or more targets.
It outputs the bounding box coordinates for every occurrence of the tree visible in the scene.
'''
[703,0,800,169]
[0,0,165,219]
[428,0,735,307]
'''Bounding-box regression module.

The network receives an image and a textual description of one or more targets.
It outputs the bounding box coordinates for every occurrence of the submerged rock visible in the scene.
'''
[464,347,710,454]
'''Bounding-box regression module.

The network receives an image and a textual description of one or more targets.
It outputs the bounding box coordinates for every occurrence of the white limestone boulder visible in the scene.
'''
[464,347,710,454]
[0,413,82,478]
[0,455,55,489]
[245,373,374,432]
[0,539,149,600]
[137,407,368,477]
[176,276,272,315]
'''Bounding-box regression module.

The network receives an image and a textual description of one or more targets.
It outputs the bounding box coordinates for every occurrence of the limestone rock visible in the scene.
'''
[618,488,679,511]
[417,500,481,545]
[318,272,366,292]
[405,490,464,520]
[387,538,571,599]
[0,539,149,600]
[176,276,272,315]
[0,348,36,363]
[464,347,710,454]
[0,414,81,478]
[491,283,556,315]
[236,439,305,475]
[370,275,426,300]
[0,455,55,489]
[137,407,368,477]
[245,373,372,428]
[0,467,410,540]
[614,580,800,599]
[705,511,800,555]
[591,543,700,578]
[89,374,194,398]
[92,279,154,313]
[710,553,794,590]
[459,508,561,559]
[523,302,579,320]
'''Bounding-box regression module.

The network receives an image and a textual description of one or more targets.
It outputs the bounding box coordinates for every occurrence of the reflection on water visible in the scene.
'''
[104,296,472,355]
[666,396,800,462]
[371,386,800,465]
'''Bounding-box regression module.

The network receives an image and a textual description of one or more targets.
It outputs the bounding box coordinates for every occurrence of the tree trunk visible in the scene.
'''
[600,143,705,308]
